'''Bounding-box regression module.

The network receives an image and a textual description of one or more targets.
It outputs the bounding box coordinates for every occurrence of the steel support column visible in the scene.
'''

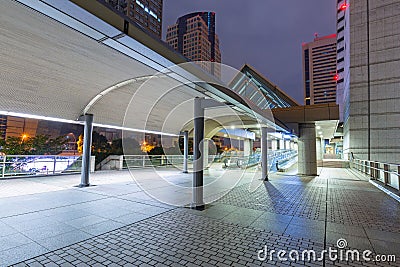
[80,114,93,187]
[183,131,188,173]
[192,97,205,209]
[261,127,268,181]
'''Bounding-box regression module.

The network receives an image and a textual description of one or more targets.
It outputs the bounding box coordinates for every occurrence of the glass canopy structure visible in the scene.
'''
[230,64,299,110]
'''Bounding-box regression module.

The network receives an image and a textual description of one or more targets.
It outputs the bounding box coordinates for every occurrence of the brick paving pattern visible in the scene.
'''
[9,168,400,266]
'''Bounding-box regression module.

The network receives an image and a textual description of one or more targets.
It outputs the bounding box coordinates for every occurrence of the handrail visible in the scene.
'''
[221,150,298,170]
[0,155,81,179]
[350,158,400,191]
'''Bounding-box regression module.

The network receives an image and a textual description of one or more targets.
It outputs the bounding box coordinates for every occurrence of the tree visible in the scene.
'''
[76,134,84,154]
[92,132,110,153]
[89,131,110,164]
[0,135,67,155]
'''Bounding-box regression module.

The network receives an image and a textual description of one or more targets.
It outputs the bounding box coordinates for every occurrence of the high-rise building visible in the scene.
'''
[336,1,351,122]
[166,12,221,77]
[4,117,38,139]
[337,0,400,163]
[0,115,7,140]
[302,34,337,105]
[104,0,163,38]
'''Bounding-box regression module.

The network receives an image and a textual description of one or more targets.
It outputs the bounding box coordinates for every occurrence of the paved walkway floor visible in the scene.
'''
[1,167,399,266]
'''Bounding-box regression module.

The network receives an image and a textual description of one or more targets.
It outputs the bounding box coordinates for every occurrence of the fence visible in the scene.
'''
[350,159,400,191]
[0,155,84,179]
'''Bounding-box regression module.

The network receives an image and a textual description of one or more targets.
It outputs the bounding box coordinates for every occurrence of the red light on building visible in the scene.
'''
[340,3,349,11]
[334,74,339,81]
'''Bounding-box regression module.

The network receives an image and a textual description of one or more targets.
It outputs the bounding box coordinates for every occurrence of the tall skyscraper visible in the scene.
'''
[4,117,38,139]
[104,0,163,38]
[336,1,351,122]
[302,34,337,105]
[166,12,221,77]
[0,115,7,140]
[337,0,400,163]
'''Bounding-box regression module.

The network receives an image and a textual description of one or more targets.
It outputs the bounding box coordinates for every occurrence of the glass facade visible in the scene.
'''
[230,65,298,110]
[0,115,6,140]
[304,49,310,105]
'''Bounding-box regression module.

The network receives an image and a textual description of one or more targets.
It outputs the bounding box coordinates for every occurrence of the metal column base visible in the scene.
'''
[77,183,91,188]
[190,203,205,210]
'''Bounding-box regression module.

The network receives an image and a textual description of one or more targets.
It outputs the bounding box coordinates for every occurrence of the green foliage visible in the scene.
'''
[0,135,67,155]
[91,132,110,164]
[148,146,164,155]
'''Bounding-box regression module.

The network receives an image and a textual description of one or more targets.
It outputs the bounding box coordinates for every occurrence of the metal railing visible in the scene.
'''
[123,155,185,169]
[0,155,82,179]
[350,158,400,191]
[122,155,221,169]
[221,149,298,170]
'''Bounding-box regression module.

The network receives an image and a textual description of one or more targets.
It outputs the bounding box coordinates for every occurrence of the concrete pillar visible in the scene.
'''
[203,139,209,168]
[243,139,252,157]
[298,123,317,176]
[118,155,124,170]
[80,114,93,187]
[261,127,269,181]
[279,139,285,150]
[316,138,322,161]
[183,131,188,173]
[272,140,278,151]
[192,97,205,209]
[285,140,290,150]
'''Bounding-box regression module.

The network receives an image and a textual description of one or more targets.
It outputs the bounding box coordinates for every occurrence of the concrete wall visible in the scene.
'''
[344,0,400,164]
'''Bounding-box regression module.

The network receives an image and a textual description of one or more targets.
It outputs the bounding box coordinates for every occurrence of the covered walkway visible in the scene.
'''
[0,0,298,209]
[1,167,399,266]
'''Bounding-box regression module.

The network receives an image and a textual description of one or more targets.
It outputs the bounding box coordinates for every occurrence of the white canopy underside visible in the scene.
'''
[0,0,276,135]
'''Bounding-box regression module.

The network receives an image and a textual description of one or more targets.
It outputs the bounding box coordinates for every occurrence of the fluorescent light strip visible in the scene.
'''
[0,111,82,125]
[0,111,178,137]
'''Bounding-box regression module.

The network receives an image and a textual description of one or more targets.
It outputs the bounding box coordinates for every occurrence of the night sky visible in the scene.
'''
[163,0,336,104]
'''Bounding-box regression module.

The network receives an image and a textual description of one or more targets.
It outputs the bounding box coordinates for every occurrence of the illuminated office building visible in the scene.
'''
[104,0,162,38]
[302,34,337,105]
[166,12,221,77]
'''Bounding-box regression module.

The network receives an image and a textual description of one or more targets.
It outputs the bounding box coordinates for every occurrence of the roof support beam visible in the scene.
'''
[261,127,269,181]
[79,114,94,187]
[182,131,189,174]
[192,97,205,210]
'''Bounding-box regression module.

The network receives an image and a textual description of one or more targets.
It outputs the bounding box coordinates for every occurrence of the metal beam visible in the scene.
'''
[192,97,205,209]
[79,114,93,187]
[261,127,269,181]
[183,131,188,173]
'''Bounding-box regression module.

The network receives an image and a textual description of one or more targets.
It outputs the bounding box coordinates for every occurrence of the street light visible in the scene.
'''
[21,134,29,142]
